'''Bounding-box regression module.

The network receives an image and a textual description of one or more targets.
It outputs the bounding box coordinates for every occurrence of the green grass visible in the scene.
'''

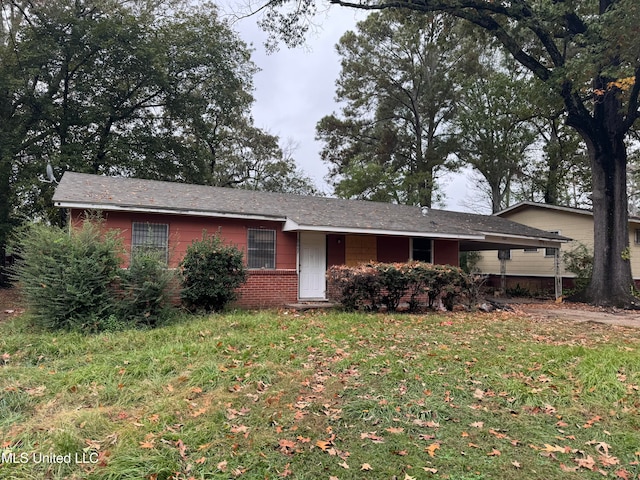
[1,310,639,479]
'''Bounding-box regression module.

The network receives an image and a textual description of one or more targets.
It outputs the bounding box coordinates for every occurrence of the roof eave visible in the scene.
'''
[55,201,288,223]
[283,220,484,240]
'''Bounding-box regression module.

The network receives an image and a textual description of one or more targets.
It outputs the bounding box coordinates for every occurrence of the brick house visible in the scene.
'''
[53,172,568,308]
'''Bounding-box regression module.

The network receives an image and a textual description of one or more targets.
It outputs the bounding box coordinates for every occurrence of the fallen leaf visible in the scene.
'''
[139,440,155,449]
[360,463,372,471]
[339,461,349,469]
[316,440,333,451]
[512,461,521,468]
[425,443,440,457]
[385,427,404,434]
[217,460,228,471]
[360,432,385,443]
[175,439,187,459]
[279,463,293,477]
[487,449,501,456]
[469,421,484,429]
[230,425,249,434]
[195,457,206,465]
[615,469,630,480]
[560,463,579,472]
[575,455,596,471]
[278,439,296,455]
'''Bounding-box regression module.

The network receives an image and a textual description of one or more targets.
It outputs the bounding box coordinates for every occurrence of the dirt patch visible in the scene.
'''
[512,299,640,328]
[0,287,23,321]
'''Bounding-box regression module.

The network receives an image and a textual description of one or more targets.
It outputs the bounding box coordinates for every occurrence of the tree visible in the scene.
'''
[0,0,316,284]
[455,58,538,213]
[316,10,471,207]
[260,0,640,307]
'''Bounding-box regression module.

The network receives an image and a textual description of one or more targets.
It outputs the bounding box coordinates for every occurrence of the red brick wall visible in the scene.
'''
[72,210,297,270]
[70,209,300,308]
[235,270,298,308]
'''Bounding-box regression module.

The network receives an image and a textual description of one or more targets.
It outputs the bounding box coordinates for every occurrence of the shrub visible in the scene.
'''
[327,261,476,312]
[327,264,382,311]
[11,221,123,332]
[118,250,177,327]
[179,232,247,312]
[562,242,593,293]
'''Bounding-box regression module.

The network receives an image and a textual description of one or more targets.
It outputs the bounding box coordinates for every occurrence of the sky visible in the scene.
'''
[220,3,480,213]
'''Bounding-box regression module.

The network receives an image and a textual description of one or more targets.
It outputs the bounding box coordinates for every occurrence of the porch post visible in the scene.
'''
[554,248,562,300]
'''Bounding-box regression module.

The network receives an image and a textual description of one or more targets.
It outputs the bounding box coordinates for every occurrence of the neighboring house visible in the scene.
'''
[476,201,640,293]
[53,172,568,308]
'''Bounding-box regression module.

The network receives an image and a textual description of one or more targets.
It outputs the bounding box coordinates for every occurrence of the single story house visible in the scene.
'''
[476,201,640,293]
[53,172,568,308]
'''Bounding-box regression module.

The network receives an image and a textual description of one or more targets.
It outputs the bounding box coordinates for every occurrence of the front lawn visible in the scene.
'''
[1,310,639,479]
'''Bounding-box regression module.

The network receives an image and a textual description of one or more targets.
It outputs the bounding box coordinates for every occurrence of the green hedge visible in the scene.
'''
[327,261,476,312]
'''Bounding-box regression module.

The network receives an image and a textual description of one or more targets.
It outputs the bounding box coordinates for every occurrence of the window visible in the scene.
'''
[498,249,511,260]
[635,229,640,245]
[412,238,433,262]
[545,230,560,257]
[247,229,276,269]
[132,222,169,263]
[523,248,538,253]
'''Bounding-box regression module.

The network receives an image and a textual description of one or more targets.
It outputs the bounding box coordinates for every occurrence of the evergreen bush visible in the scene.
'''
[11,221,123,332]
[179,232,247,312]
[118,250,177,327]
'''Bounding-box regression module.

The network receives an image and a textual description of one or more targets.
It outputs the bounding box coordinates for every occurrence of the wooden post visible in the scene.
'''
[554,247,562,300]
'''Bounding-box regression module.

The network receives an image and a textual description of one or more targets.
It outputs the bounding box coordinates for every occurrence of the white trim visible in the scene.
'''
[283,222,483,240]
[497,201,640,224]
[479,232,567,247]
[56,201,287,223]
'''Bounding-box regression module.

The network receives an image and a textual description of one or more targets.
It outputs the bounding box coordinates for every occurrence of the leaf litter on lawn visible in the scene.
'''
[1,309,639,479]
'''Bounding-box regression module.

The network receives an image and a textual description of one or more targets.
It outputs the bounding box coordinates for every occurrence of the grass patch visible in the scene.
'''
[0,310,639,479]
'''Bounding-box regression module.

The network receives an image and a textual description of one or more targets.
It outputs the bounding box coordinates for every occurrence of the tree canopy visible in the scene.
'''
[0,0,316,283]
[316,11,469,207]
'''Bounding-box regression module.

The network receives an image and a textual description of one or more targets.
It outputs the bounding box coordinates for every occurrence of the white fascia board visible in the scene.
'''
[282,222,483,240]
[480,232,568,248]
[55,201,287,223]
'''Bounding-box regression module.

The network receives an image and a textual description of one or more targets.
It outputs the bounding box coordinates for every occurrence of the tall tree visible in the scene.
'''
[261,0,640,307]
[455,60,538,213]
[0,0,316,283]
[316,10,472,207]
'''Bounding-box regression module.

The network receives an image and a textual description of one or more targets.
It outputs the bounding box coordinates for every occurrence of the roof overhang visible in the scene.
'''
[459,232,567,251]
[55,201,288,223]
[282,219,484,240]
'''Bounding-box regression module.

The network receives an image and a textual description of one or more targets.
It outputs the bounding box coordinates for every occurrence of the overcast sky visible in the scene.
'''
[221,4,481,213]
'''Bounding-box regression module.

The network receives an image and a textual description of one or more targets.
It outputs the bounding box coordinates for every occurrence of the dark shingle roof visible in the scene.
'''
[53,172,568,243]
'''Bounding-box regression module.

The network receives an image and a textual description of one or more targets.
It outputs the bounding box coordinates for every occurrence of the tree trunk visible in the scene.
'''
[582,137,637,307]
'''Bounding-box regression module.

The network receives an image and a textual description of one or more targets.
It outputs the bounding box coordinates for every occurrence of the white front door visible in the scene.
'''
[299,232,326,299]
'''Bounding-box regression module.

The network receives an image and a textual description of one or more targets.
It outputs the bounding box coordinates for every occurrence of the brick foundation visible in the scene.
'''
[234,270,298,308]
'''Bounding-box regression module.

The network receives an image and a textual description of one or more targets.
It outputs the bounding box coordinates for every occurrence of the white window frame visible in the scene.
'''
[545,231,561,257]
[411,238,433,263]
